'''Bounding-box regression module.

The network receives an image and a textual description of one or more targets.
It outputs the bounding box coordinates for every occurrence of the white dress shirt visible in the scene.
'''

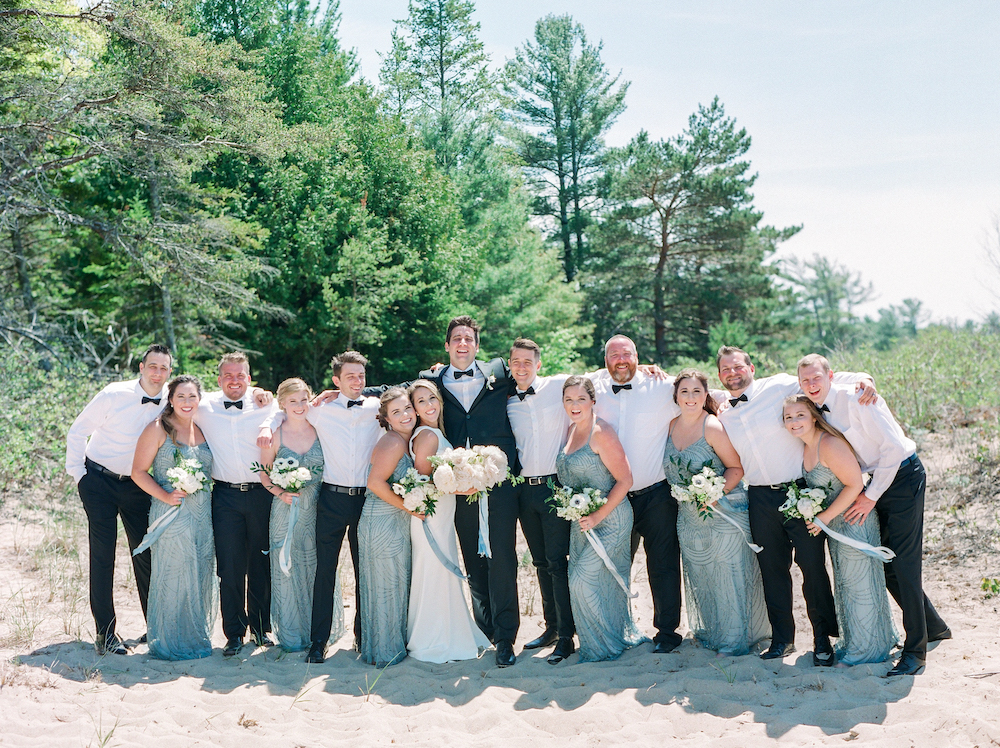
[442,363,486,413]
[820,384,916,502]
[65,378,168,482]
[719,372,869,486]
[507,374,570,477]
[307,396,384,486]
[195,391,278,484]
[591,369,680,491]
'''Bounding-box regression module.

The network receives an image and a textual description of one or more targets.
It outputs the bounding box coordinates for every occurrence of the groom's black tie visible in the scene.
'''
[516,387,535,401]
[141,396,161,405]
[729,393,748,407]
[612,383,632,394]
[453,368,475,379]
[224,400,243,409]
[819,404,830,413]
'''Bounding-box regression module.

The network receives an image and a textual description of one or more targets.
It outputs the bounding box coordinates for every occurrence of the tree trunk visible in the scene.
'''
[11,222,36,322]
[162,280,177,355]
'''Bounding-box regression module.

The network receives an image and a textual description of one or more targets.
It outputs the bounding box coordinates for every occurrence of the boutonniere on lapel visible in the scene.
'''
[486,373,496,390]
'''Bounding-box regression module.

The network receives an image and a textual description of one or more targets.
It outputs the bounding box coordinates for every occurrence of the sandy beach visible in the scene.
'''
[1,433,999,747]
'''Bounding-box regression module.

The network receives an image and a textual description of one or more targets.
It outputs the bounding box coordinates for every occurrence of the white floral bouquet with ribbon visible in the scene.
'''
[251,456,312,492]
[166,455,208,495]
[428,445,515,504]
[392,467,441,517]
[671,465,726,520]
[546,481,607,521]
[779,483,827,522]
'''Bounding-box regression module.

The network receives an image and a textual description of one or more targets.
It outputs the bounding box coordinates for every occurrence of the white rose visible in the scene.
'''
[433,464,458,494]
[797,497,817,520]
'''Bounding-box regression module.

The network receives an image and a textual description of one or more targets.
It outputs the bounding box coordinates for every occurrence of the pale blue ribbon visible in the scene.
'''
[813,517,896,562]
[423,522,469,581]
[278,496,300,576]
[133,503,181,556]
[584,529,637,599]
[477,491,492,558]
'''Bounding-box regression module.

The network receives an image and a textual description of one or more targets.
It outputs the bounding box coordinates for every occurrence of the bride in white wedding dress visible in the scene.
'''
[405,380,491,662]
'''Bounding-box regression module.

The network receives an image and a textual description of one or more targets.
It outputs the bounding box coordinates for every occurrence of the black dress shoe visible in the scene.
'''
[223,636,244,658]
[523,629,558,650]
[886,653,925,677]
[305,641,326,664]
[495,639,516,668]
[653,639,680,654]
[137,633,148,644]
[252,631,276,648]
[928,627,952,642]
[547,637,575,665]
[760,642,795,660]
[95,635,129,656]
[812,637,835,667]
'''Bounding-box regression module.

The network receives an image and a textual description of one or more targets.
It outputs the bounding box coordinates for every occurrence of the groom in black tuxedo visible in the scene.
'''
[420,315,521,667]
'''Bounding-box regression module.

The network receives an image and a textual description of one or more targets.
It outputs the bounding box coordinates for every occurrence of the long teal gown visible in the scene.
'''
[662,421,770,655]
[268,439,344,652]
[804,441,897,665]
[145,439,216,660]
[556,424,648,662]
[357,453,414,668]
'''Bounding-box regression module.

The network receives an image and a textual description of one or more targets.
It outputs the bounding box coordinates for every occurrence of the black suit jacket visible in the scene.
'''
[419,358,521,476]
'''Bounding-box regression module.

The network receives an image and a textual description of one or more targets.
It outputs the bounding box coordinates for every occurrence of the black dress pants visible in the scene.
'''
[311,484,366,645]
[628,481,682,647]
[78,461,152,643]
[213,483,272,640]
[517,479,573,639]
[748,484,838,646]
[455,480,520,643]
[875,456,948,659]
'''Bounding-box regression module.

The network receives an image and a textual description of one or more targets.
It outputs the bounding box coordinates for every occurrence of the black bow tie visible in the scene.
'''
[729,393,748,407]
[516,387,535,401]
[819,404,831,413]
[224,400,243,409]
[453,368,475,379]
[141,396,161,405]
[612,383,632,394]
[347,399,364,408]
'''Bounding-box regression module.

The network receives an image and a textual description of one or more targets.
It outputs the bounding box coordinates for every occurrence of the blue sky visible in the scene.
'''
[338,1,1000,322]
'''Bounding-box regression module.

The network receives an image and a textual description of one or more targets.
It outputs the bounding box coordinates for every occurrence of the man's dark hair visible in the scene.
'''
[331,350,368,378]
[141,344,172,366]
[715,345,753,370]
[446,315,480,345]
[510,337,540,360]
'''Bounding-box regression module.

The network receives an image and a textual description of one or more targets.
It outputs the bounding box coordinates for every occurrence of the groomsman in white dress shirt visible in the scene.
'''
[715,345,874,666]
[66,344,172,654]
[506,338,575,663]
[259,350,382,664]
[195,352,279,657]
[797,353,951,676]
[591,334,683,653]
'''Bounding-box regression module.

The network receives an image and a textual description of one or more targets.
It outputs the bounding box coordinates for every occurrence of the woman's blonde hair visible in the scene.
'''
[276,378,313,410]
[407,379,447,436]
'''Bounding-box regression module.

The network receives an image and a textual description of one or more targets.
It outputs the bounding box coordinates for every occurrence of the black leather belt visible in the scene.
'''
[86,458,130,481]
[326,484,367,496]
[525,474,557,486]
[900,454,917,468]
[216,480,263,492]
[628,479,668,498]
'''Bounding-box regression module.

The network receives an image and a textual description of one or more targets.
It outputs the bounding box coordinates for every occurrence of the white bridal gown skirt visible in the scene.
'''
[407,492,491,662]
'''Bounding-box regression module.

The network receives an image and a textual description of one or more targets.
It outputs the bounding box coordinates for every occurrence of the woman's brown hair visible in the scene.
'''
[161,375,203,445]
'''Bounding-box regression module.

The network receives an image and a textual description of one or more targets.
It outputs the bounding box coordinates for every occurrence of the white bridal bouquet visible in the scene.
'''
[392,467,441,517]
[251,456,312,493]
[428,445,517,503]
[546,481,607,521]
[166,455,208,495]
[778,483,827,522]
[670,465,726,520]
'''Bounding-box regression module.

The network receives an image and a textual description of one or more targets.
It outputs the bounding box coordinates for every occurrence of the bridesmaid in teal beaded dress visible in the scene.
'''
[257,378,343,653]
[358,387,421,668]
[556,376,647,662]
[662,370,770,656]
[131,376,216,661]
[783,395,897,665]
